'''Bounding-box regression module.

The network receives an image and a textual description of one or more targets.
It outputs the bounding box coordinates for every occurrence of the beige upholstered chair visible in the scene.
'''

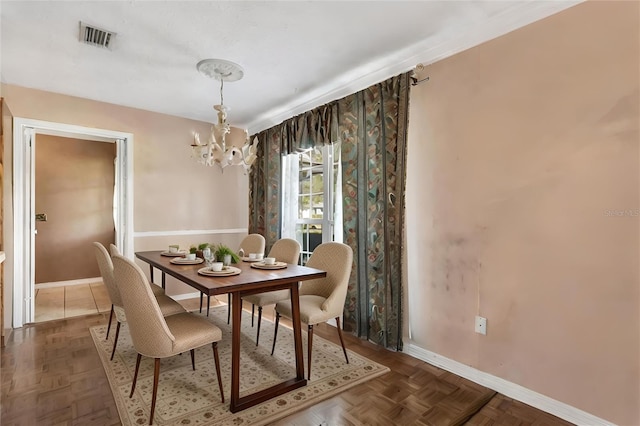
[108,243,120,257]
[271,242,353,379]
[109,243,165,297]
[93,242,186,360]
[199,234,266,321]
[238,233,266,256]
[242,238,301,345]
[112,255,224,425]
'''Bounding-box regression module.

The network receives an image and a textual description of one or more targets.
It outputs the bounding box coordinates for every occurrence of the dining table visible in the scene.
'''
[134,250,326,413]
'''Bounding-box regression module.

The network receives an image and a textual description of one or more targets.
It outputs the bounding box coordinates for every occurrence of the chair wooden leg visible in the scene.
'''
[251,304,255,327]
[106,305,114,340]
[255,306,263,346]
[207,295,211,317]
[149,358,161,425]
[190,349,196,370]
[130,353,142,398]
[199,292,203,313]
[335,317,349,364]
[110,321,121,361]
[212,342,224,403]
[308,324,314,380]
[227,294,231,324]
[271,312,280,355]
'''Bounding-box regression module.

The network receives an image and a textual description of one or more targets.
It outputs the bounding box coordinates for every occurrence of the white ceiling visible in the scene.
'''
[0,1,580,134]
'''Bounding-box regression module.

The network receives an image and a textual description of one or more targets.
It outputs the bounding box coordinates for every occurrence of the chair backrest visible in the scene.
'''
[109,243,121,256]
[112,255,176,357]
[268,238,301,265]
[302,242,353,318]
[93,242,123,307]
[239,233,266,255]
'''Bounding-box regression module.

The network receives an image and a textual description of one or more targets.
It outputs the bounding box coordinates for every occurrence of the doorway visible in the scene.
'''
[34,134,116,322]
[12,118,133,327]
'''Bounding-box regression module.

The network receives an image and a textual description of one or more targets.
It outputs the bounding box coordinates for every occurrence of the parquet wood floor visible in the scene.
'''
[1,296,575,426]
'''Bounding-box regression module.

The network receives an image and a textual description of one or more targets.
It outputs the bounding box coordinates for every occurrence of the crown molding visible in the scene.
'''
[246,0,583,134]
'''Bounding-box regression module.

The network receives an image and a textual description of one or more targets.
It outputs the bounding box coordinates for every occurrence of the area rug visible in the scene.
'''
[90,305,390,425]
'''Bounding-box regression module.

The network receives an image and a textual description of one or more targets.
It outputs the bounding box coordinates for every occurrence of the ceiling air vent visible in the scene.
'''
[79,21,115,50]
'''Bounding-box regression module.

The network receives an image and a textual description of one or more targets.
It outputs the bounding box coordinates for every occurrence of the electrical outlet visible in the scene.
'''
[475,316,487,335]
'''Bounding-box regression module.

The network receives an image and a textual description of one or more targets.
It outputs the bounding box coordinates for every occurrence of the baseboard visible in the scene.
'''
[169,291,208,301]
[405,343,615,426]
[35,277,103,289]
[2,327,13,346]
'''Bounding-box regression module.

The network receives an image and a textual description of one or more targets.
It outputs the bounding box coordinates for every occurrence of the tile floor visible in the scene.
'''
[34,283,209,323]
[34,282,112,322]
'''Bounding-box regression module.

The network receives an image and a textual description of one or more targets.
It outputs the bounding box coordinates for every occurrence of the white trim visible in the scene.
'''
[246,1,583,134]
[35,277,103,289]
[168,292,227,308]
[12,125,30,328]
[405,343,615,426]
[168,291,203,301]
[11,117,134,328]
[134,228,248,238]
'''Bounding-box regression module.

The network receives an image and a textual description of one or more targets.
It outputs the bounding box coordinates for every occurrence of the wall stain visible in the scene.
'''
[429,229,486,294]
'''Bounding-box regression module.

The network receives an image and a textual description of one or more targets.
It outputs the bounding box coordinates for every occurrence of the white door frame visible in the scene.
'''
[12,118,134,327]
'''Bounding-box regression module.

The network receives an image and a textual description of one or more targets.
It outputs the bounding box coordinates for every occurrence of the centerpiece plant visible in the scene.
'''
[190,243,213,258]
[214,244,240,265]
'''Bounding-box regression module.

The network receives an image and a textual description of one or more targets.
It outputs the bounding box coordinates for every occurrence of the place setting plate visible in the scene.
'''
[250,261,288,270]
[198,266,242,277]
[170,257,203,265]
[241,257,262,263]
[161,251,188,257]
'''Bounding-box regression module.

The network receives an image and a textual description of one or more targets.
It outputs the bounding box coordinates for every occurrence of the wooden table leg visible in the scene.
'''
[289,284,305,380]
[162,272,166,290]
[149,265,154,283]
[229,283,307,413]
[230,291,242,411]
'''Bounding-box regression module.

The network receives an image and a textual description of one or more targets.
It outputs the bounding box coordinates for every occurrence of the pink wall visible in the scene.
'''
[2,85,250,298]
[405,1,638,424]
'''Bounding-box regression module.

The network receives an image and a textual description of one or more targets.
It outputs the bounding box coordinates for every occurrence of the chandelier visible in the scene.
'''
[191,59,259,172]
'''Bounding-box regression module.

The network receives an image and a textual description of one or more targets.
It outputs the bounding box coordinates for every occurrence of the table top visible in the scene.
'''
[135,250,326,296]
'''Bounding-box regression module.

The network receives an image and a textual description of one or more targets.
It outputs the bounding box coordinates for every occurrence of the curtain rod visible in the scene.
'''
[411,63,429,86]
[411,76,429,86]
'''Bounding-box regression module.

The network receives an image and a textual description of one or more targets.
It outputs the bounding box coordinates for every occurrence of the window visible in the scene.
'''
[282,142,342,263]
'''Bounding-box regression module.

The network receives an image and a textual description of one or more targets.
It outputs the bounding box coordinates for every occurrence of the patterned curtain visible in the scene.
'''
[249,73,410,350]
[249,128,281,253]
[338,73,409,350]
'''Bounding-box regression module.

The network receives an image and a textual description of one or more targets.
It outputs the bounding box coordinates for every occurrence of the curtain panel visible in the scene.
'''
[249,72,410,350]
[249,128,281,252]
